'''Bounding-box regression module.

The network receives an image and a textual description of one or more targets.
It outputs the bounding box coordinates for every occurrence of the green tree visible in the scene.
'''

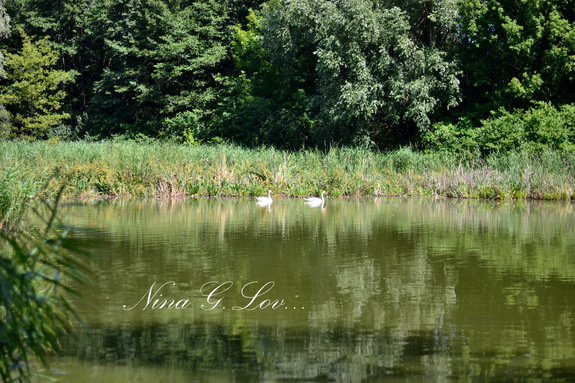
[4,0,121,139]
[383,0,460,49]
[0,0,9,79]
[0,0,10,137]
[457,0,575,119]
[3,0,266,141]
[0,29,73,139]
[151,0,230,141]
[86,0,230,140]
[243,0,460,148]
[219,9,315,148]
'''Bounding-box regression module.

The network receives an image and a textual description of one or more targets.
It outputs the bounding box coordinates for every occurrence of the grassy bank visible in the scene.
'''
[1,140,574,210]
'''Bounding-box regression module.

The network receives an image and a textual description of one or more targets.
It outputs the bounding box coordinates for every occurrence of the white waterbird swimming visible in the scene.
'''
[256,190,273,206]
[304,191,326,207]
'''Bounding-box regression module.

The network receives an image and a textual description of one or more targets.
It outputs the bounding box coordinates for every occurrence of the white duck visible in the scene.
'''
[305,191,326,207]
[256,190,273,206]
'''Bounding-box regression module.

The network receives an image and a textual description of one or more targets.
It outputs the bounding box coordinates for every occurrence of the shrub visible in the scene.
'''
[424,103,575,154]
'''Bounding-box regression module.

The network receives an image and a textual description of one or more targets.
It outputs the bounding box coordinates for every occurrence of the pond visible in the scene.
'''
[42,197,575,382]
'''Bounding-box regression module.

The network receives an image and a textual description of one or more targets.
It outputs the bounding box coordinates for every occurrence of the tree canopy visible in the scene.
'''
[457,0,575,117]
[261,0,460,147]
[0,0,573,150]
[0,29,73,139]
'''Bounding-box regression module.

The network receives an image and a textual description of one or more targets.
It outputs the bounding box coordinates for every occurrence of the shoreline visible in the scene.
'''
[1,140,574,204]
[65,193,572,202]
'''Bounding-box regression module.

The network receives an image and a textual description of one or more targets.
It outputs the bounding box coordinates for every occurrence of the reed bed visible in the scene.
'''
[1,141,574,211]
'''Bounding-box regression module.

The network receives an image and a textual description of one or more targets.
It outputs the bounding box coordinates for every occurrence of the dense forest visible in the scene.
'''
[0,0,574,151]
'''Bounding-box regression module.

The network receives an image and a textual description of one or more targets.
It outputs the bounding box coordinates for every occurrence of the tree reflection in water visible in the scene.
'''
[50,197,575,382]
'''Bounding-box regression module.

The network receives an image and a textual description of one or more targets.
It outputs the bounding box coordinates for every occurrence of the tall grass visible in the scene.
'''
[1,187,91,382]
[1,140,574,201]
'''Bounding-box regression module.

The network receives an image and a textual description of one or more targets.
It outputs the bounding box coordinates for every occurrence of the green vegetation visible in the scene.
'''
[0,14,90,369]
[224,0,459,148]
[457,0,575,117]
[0,29,73,139]
[0,186,90,383]
[1,1,573,379]
[1,140,574,200]
[423,102,575,155]
[0,0,572,149]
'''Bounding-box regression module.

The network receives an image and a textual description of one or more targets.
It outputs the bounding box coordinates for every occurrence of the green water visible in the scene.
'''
[42,197,575,382]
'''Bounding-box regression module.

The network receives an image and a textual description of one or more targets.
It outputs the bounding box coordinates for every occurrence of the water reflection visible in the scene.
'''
[44,197,575,382]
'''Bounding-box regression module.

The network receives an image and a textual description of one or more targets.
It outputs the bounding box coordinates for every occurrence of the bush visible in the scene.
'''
[421,118,480,156]
[423,103,575,154]
[522,103,575,152]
